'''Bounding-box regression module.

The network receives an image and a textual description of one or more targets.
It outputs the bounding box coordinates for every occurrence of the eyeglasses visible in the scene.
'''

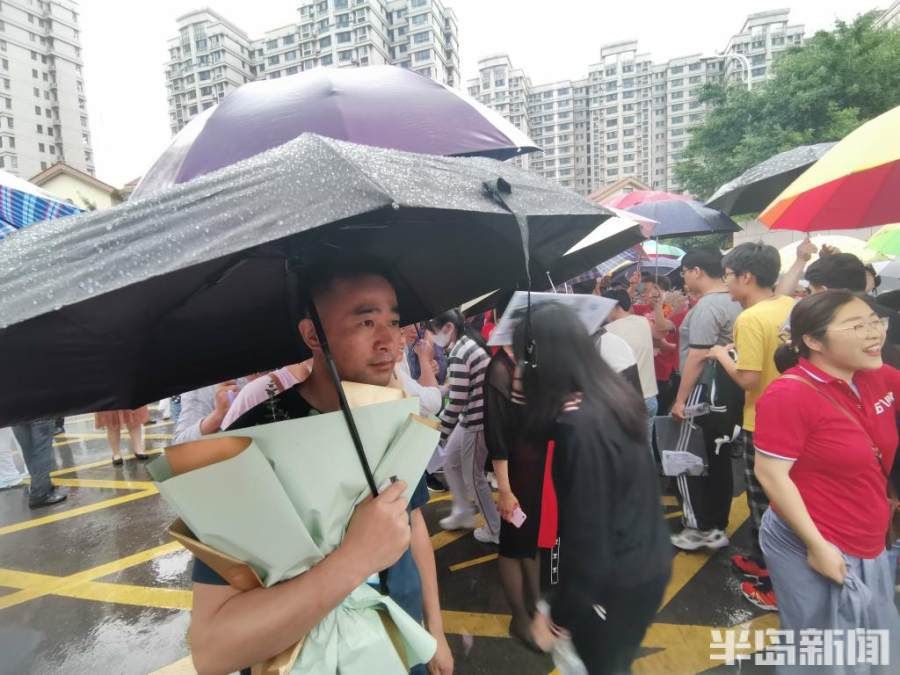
[722,271,737,282]
[829,316,890,340]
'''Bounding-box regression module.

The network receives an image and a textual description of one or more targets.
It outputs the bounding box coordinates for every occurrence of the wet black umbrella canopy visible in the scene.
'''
[0,133,612,426]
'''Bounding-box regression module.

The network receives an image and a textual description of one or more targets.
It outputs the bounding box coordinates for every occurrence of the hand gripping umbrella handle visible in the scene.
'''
[307,299,389,595]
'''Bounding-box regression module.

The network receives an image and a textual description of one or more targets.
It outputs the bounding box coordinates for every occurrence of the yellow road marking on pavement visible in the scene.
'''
[50,458,118,476]
[56,420,173,435]
[664,510,683,520]
[449,553,498,572]
[0,488,158,537]
[63,580,192,610]
[430,529,471,551]
[442,609,511,638]
[430,514,484,551]
[660,495,678,506]
[427,493,452,503]
[0,541,184,610]
[634,611,778,674]
[660,495,748,608]
[54,433,172,447]
[49,450,164,476]
[50,477,157,491]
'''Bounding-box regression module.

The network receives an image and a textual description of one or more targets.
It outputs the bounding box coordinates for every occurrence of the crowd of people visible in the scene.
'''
[2,239,899,673]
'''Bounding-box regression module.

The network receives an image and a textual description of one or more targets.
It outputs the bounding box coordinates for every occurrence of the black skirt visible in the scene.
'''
[499,440,546,559]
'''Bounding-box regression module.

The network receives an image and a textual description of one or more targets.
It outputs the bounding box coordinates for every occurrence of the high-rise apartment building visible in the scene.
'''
[468,10,805,195]
[165,10,255,136]
[166,0,460,135]
[0,0,93,178]
[721,9,804,88]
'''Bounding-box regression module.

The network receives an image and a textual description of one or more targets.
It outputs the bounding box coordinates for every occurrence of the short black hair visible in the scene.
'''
[804,253,866,292]
[571,278,597,295]
[299,255,395,315]
[722,242,781,288]
[864,263,881,290]
[601,288,632,312]
[641,271,671,291]
[680,247,723,278]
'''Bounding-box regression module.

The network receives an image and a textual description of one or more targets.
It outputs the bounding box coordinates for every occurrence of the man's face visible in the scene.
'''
[723,267,751,303]
[400,324,418,347]
[681,266,701,294]
[302,275,401,387]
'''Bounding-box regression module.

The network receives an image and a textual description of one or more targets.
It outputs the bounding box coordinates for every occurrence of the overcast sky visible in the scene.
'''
[81,0,877,186]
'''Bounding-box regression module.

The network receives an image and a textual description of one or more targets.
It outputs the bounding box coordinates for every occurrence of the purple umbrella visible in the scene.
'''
[133,66,538,199]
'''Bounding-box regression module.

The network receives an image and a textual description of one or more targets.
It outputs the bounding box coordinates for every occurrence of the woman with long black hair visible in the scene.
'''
[514,303,672,673]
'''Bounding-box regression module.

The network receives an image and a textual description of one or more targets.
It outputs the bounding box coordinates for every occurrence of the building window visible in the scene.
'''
[283,35,295,46]
[266,39,278,50]
[337,31,352,44]
[411,14,427,26]
[413,31,429,44]
[319,36,332,49]
[321,54,333,66]
[39,142,45,152]
[413,49,430,62]
[268,55,280,65]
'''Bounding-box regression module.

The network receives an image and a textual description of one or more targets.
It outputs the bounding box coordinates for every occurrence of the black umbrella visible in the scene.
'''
[705,142,836,216]
[626,199,740,238]
[459,213,649,316]
[0,133,611,427]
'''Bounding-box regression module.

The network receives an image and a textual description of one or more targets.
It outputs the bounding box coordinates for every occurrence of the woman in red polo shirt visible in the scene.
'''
[754,290,900,651]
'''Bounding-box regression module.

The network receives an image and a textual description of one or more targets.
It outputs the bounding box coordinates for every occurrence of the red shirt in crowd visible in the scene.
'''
[632,304,686,383]
[754,358,899,558]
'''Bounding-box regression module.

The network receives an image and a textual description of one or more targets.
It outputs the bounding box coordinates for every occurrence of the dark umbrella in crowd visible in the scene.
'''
[132,66,539,199]
[626,198,741,238]
[0,134,611,427]
[706,142,837,216]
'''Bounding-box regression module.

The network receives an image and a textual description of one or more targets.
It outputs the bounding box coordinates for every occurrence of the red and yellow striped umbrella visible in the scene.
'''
[760,105,900,231]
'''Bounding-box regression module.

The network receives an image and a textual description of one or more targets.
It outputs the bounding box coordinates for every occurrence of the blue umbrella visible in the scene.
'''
[0,170,82,239]
[627,199,740,238]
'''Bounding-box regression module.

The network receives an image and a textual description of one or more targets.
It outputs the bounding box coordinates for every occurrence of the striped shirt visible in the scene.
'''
[438,335,490,440]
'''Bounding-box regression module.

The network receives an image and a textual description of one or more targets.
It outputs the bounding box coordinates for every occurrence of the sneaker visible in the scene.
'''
[731,554,769,580]
[439,511,477,531]
[741,577,777,611]
[425,472,447,493]
[473,526,499,545]
[671,528,730,551]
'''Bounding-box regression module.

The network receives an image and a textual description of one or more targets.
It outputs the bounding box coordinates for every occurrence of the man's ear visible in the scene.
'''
[298,318,321,351]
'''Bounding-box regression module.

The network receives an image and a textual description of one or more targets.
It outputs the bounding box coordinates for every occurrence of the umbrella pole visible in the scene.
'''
[306,299,389,594]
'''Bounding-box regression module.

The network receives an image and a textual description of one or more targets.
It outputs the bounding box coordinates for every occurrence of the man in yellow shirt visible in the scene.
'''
[708,242,795,613]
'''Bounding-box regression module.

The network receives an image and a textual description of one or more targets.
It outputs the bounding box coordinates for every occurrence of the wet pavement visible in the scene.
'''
[0,411,794,674]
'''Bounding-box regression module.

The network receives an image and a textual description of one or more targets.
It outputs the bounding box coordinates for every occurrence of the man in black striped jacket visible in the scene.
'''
[429,310,501,544]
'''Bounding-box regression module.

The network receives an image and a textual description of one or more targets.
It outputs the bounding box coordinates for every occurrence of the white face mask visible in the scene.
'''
[430,329,452,348]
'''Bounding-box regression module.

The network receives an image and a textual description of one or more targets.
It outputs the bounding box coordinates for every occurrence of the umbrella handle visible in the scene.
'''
[307,299,389,595]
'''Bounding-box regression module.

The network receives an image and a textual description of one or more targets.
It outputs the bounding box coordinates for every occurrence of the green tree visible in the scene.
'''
[675,13,900,203]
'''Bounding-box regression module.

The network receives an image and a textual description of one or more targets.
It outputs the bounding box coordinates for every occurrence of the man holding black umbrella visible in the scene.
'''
[190,260,453,675]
